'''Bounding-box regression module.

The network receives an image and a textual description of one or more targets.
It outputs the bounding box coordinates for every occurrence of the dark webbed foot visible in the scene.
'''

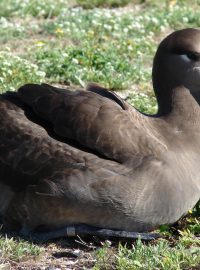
[20,224,160,242]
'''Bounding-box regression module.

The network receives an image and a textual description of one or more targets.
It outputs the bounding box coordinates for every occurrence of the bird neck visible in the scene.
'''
[163,86,200,128]
[153,80,173,116]
[152,51,177,116]
[153,63,200,127]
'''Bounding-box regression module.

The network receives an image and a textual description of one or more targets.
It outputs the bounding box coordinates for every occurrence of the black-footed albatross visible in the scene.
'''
[0,28,200,241]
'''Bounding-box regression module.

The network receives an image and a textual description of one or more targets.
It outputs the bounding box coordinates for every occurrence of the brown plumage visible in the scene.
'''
[0,28,200,236]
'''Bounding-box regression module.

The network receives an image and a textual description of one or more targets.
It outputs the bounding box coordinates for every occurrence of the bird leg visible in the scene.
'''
[20,224,160,242]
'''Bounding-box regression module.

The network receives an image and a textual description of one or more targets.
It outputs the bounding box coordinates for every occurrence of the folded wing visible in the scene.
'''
[16,83,166,163]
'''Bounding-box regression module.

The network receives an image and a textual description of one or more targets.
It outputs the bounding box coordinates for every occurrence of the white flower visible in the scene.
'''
[104,24,112,30]
[151,17,159,25]
[72,58,79,64]
[182,17,188,23]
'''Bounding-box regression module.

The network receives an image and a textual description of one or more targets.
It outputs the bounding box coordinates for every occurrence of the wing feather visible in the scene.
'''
[16,83,166,163]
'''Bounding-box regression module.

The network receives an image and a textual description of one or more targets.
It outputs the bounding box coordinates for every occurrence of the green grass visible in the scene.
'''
[127,92,157,114]
[92,203,200,269]
[0,0,199,268]
[76,0,134,8]
[93,238,200,270]
[2,1,200,92]
[0,236,44,262]
[0,50,45,93]
[0,0,71,18]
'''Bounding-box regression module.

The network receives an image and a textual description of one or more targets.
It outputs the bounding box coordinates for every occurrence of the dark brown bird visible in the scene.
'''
[0,28,200,240]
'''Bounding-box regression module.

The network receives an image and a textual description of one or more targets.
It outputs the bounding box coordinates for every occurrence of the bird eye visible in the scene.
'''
[179,53,198,63]
[185,52,198,61]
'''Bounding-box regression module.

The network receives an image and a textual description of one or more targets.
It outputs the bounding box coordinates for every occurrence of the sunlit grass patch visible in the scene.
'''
[0,235,44,262]
[0,17,26,43]
[0,50,45,93]
[93,238,200,270]
[36,3,200,91]
[42,4,200,42]
[2,1,200,91]
[42,7,164,41]
[0,0,135,18]
[0,0,73,18]
[127,92,157,114]
[76,0,133,9]
[34,41,151,90]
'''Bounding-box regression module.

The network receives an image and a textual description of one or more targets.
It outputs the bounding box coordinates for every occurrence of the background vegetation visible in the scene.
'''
[0,0,199,269]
